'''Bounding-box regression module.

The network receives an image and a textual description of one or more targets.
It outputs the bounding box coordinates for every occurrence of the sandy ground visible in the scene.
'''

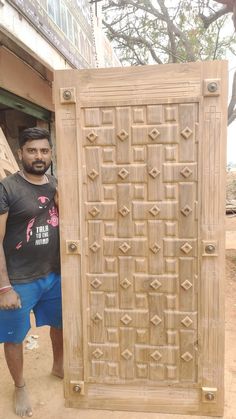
[1,216,236,419]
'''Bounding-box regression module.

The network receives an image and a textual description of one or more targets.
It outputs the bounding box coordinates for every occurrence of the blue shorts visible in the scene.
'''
[0,272,62,344]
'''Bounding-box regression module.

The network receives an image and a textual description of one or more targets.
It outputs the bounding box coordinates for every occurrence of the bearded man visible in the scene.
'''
[0,127,62,417]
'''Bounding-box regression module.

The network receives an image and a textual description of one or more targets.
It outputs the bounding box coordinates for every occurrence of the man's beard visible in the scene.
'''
[21,160,51,175]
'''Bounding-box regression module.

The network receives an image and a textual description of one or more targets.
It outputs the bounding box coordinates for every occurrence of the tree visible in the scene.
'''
[102,0,236,125]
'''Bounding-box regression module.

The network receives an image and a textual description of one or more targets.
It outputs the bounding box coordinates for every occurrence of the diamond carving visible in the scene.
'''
[91,278,102,289]
[92,312,103,323]
[180,166,193,178]
[150,243,161,254]
[181,352,193,362]
[181,316,193,328]
[151,350,162,361]
[149,205,160,216]
[88,169,99,180]
[120,278,132,289]
[181,126,193,139]
[92,348,103,359]
[121,349,133,360]
[181,242,193,254]
[121,314,132,325]
[149,128,160,141]
[87,131,98,143]
[150,315,162,326]
[119,205,130,217]
[150,279,162,290]
[89,206,100,217]
[90,242,101,253]
[119,242,131,253]
[117,129,129,141]
[118,168,129,179]
[181,280,193,290]
[149,167,160,178]
[181,205,192,217]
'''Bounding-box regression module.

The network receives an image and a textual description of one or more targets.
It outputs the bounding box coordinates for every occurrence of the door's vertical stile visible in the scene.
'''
[54,76,84,399]
[200,62,227,415]
[74,93,89,388]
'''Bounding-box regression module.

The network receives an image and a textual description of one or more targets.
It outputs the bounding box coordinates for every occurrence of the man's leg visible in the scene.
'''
[4,342,32,417]
[50,326,63,378]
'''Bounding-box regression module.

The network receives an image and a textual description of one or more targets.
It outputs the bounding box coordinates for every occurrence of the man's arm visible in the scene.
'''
[54,187,59,208]
[0,212,21,309]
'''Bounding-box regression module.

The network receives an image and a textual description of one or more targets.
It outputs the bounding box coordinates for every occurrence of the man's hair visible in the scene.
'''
[19,127,52,148]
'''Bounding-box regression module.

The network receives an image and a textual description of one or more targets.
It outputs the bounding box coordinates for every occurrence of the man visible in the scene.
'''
[0,127,62,417]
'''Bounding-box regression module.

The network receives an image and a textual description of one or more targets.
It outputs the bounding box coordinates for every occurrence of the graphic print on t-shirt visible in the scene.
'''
[47,206,59,227]
[35,224,49,246]
[38,196,50,209]
[15,194,59,250]
[27,217,36,242]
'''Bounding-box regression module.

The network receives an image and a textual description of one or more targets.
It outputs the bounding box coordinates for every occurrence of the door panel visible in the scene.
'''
[54,61,227,416]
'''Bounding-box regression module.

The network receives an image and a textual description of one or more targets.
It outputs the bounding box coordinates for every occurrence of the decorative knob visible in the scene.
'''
[207,82,218,93]
[73,384,81,393]
[205,244,216,254]
[69,242,77,252]
[205,392,215,401]
[63,90,72,100]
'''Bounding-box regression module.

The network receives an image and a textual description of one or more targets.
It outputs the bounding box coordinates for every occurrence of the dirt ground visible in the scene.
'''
[1,217,236,419]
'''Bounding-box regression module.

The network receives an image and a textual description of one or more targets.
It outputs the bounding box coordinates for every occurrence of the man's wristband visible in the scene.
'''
[0,285,13,295]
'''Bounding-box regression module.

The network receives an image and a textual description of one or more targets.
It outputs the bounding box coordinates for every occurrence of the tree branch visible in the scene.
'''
[199,5,230,28]
[228,69,236,123]
[102,19,164,64]
[157,0,178,63]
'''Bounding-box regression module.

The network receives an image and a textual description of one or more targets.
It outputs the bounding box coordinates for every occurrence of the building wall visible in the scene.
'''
[0,1,72,71]
[0,0,120,169]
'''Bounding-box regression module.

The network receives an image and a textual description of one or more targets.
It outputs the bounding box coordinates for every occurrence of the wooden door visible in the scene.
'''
[0,127,19,179]
[54,61,227,416]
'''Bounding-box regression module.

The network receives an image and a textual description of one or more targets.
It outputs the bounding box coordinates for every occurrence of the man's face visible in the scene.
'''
[18,139,52,175]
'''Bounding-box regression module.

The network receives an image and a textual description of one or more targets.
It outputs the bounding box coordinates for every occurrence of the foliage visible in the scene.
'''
[102,0,236,124]
[103,0,236,64]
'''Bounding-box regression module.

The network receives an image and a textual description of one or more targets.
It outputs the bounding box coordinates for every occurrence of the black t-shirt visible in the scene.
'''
[0,172,60,284]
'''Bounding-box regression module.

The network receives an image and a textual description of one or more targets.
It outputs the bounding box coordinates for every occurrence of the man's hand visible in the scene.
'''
[0,289,21,310]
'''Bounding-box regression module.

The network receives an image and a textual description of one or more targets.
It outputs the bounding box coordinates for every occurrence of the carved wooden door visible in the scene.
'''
[54,61,227,416]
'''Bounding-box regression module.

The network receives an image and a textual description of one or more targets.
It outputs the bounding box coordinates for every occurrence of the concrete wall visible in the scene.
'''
[0,1,72,71]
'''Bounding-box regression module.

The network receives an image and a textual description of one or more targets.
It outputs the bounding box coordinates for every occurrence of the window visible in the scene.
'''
[60,2,68,35]
[73,20,80,49]
[47,0,61,26]
[67,10,74,42]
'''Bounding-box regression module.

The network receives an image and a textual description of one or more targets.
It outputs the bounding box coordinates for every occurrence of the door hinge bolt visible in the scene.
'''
[69,242,77,252]
[207,82,218,93]
[73,384,82,393]
[63,90,72,100]
[205,244,216,254]
[205,392,215,401]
